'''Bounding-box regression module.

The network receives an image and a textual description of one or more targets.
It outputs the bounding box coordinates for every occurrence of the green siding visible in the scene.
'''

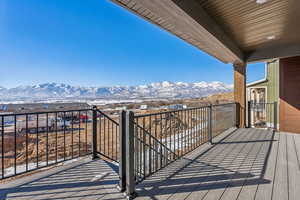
[266,60,279,103]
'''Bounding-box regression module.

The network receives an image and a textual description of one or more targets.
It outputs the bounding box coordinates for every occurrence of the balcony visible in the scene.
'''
[1,103,299,200]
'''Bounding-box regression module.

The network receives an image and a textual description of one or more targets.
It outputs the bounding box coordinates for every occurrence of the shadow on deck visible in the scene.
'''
[0,158,126,200]
[135,128,300,200]
[1,128,299,200]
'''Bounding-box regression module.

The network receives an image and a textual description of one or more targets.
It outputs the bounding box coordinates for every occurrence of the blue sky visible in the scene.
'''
[0,0,264,88]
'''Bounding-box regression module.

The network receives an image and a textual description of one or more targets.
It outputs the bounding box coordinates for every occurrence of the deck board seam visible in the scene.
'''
[286,134,290,200]
[217,129,270,200]
[270,133,280,200]
[235,129,272,200]
[185,129,255,200]
[292,135,300,171]
[184,128,262,200]
[169,129,248,200]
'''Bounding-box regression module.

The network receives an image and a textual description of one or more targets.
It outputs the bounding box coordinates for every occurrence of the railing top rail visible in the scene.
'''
[211,102,237,107]
[0,108,92,117]
[134,102,236,118]
[249,102,275,104]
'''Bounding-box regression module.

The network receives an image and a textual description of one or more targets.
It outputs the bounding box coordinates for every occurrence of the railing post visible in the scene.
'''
[92,106,98,159]
[208,104,213,144]
[126,111,137,199]
[234,103,238,127]
[248,101,251,128]
[118,110,126,192]
[273,102,277,131]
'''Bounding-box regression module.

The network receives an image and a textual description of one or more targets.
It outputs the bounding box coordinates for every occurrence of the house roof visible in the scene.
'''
[110,0,300,64]
[247,79,268,87]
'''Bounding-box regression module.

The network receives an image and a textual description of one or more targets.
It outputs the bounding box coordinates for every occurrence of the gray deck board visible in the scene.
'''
[1,129,299,200]
[174,129,248,200]
[254,132,279,200]
[189,128,261,200]
[286,133,300,200]
[216,129,270,200]
[272,133,289,200]
[236,130,273,200]
[293,133,300,170]
[135,128,300,200]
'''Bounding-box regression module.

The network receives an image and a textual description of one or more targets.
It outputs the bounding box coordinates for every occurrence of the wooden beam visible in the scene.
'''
[110,0,244,64]
[234,63,247,128]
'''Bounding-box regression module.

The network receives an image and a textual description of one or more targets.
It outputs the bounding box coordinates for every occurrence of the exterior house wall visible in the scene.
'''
[279,56,300,133]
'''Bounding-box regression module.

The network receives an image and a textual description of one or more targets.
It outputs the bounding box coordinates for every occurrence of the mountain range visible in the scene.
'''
[0,81,233,101]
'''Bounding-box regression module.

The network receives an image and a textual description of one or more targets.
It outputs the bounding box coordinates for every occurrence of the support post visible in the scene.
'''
[248,101,251,128]
[233,62,247,128]
[125,111,137,199]
[92,106,98,159]
[118,111,126,192]
[273,102,277,131]
[208,104,213,144]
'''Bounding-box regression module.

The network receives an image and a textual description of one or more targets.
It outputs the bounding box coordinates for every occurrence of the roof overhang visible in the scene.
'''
[110,0,300,64]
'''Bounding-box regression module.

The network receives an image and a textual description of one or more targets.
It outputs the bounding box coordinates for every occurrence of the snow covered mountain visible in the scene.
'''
[0,81,233,101]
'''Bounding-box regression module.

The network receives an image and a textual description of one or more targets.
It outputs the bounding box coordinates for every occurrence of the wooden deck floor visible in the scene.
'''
[1,128,299,200]
[0,158,126,200]
[135,128,300,200]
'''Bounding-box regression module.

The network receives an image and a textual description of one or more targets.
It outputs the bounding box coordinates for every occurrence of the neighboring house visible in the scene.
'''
[247,58,300,133]
[247,59,279,104]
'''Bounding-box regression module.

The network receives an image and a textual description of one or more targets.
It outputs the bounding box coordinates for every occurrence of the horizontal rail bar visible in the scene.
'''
[134,102,236,118]
[0,109,92,117]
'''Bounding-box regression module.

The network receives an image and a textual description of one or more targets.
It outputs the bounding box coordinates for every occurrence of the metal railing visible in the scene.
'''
[0,107,119,180]
[119,103,238,197]
[248,102,277,130]
[0,102,238,198]
[212,103,237,137]
[94,108,120,162]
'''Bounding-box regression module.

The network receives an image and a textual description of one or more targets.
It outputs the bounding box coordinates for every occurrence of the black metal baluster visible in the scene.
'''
[149,115,152,174]
[46,113,49,166]
[63,112,66,161]
[55,113,58,163]
[26,115,28,171]
[142,117,146,177]
[36,114,39,168]
[109,120,111,159]
[71,112,74,159]
[104,117,106,155]
[164,113,167,165]
[78,111,81,157]
[115,122,117,161]
[2,116,4,178]
[154,114,158,171]
[85,111,88,154]
[99,114,102,155]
